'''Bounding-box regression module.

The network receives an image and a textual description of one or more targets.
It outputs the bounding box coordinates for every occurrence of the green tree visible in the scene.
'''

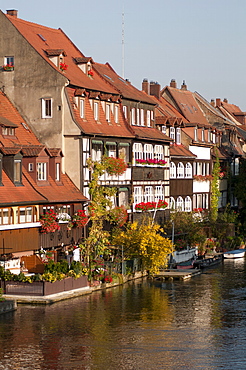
[210,153,221,223]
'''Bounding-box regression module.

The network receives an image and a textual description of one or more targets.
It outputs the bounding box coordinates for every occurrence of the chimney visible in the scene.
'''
[216,98,221,107]
[210,99,215,107]
[181,80,187,90]
[150,81,160,99]
[142,79,150,94]
[6,9,18,17]
[170,79,177,88]
[223,98,228,103]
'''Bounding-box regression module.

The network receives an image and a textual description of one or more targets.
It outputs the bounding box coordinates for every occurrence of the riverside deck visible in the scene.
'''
[153,269,201,281]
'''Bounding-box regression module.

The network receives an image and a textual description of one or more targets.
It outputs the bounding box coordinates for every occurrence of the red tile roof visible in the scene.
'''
[132,126,172,142]
[163,86,209,126]
[66,87,134,138]
[5,13,120,95]
[170,144,197,158]
[93,63,156,104]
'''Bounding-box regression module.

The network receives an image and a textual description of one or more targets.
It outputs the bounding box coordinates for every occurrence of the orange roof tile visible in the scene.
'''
[93,63,156,104]
[164,86,209,126]
[170,144,197,158]
[5,13,119,95]
[132,126,172,142]
[66,87,134,138]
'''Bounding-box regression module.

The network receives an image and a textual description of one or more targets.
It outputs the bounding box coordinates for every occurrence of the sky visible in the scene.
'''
[2,0,246,109]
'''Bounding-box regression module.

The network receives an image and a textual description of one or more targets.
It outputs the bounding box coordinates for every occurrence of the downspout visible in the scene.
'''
[61,80,69,173]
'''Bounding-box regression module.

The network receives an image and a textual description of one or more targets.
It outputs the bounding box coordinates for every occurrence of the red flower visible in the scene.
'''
[103,157,127,176]
[60,62,68,71]
[88,70,94,76]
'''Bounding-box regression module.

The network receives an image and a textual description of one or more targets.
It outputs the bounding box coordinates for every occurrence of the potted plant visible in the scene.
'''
[60,62,68,71]
[39,209,60,233]
[3,63,14,71]
[103,157,127,176]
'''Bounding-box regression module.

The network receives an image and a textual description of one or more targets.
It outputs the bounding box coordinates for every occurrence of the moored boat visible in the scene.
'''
[223,249,245,259]
[193,254,223,269]
[176,259,194,270]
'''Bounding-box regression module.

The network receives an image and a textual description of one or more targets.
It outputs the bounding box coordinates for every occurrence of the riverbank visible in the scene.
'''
[2,271,148,305]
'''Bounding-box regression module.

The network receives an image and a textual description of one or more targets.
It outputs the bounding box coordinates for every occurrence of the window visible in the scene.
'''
[119,143,130,163]
[170,197,175,210]
[41,98,52,118]
[176,127,181,144]
[155,186,164,201]
[28,163,34,172]
[235,158,239,175]
[18,207,33,223]
[92,141,103,161]
[55,163,60,181]
[106,104,110,122]
[185,163,192,178]
[0,208,12,225]
[4,56,14,68]
[133,143,143,163]
[147,110,151,127]
[131,108,135,125]
[119,188,129,207]
[154,145,164,161]
[151,111,154,121]
[143,144,153,160]
[115,105,119,123]
[106,142,116,157]
[80,99,85,118]
[177,162,184,178]
[162,126,166,134]
[134,186,143,205]
[170,162,176,178]
[136,109,140,126]
[37,162,47,181]
[141,109,144,126]
[2,127,15,136]
[184,196,192,212]
[14,159,21,183]
[201,128,205,142]
[58,205,71,215]
[194,127,198,141]
[123,106,127,119]
[208,129,211,143]
[144,186,153,203]
[177,196,184,211]
[94,101,99,121]
[170,127,175,140]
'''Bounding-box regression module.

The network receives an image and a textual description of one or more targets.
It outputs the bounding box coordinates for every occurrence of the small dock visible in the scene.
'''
[153,269,201,281]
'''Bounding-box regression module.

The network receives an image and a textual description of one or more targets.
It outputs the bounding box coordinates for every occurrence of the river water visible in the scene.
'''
[1,259,246,370]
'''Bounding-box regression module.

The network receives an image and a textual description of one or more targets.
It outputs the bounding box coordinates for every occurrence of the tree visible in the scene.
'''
[210,152,221,223]
[111,218,173,274]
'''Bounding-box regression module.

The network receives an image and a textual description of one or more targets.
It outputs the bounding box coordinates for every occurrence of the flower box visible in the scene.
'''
[136,159,167,166]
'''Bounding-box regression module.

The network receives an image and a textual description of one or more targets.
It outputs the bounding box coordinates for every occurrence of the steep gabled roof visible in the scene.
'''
[93,62,156,105]
[4,12,119,95]
[163,86,209,126]
[66,87,134,138]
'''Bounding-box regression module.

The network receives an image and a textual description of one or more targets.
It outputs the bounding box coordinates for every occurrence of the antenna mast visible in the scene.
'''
[122,1,125,78]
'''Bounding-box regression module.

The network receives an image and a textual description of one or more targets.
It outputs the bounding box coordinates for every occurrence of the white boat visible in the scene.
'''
[223,249,245,259]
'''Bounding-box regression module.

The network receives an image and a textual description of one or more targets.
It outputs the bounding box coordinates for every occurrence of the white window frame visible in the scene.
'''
[185,162,192,178]
[133,143,143,163]
[184,196,192,212]
[177,162,184,178]
[55,163,60,181]
[94,101,99,121]
[131,108,135,125]
[144,186,153,203]
[4,56,14,66]
[170,127,175,140]
[155,185,163,201]
[123,105,127,119]
[176,127,181,144]
[80,99,85,119]
[170,197,175,210]
[140,109,144,126]
[106,103,110,122]
[194,127,198,141]
[28,163,34,172]
[162,126,166,134]
[37,162,47,181]
[136,108,140,126]
[147,110,151,127]
[134,186,143,205]
[154,145,163,161]
[115,105,119,123]
[177,196,184,211]
[41,98,52,118]
[92,141,103,161]
[201,128,205,142]
[170,162,176,178]
[143,144,153,160]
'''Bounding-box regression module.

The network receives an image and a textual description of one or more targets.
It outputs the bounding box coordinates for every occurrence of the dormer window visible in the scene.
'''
[170,127,175,140]
[176,127,181,144]
[94,101,99,121]
[2,127,15,136]
[14,159,21,184]
[37,162,47,181]
[106,104,111,122]
[115,105,119,123]
[201,128,205,142]
[55,163,60,181]
[194,127,198,141]
[80,99,85,119]
[28,163,34,172]
[45,49,66,69]
[162,126,166,134]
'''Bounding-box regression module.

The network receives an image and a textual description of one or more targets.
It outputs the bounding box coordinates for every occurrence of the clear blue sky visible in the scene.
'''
[3,0,246,109]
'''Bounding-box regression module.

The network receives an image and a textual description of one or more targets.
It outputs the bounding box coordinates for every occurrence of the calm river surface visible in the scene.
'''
[1,259,246,370]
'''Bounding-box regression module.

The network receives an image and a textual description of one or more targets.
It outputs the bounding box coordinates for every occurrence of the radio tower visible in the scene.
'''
[122,1,125,79]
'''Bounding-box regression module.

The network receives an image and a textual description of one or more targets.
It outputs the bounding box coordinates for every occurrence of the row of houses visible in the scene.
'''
[0,9,245,270]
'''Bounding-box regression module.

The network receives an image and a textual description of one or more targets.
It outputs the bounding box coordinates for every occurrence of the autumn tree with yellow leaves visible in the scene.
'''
[111,219,173,275]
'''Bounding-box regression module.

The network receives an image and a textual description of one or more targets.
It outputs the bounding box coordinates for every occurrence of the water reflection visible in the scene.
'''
[1,259,246,369]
